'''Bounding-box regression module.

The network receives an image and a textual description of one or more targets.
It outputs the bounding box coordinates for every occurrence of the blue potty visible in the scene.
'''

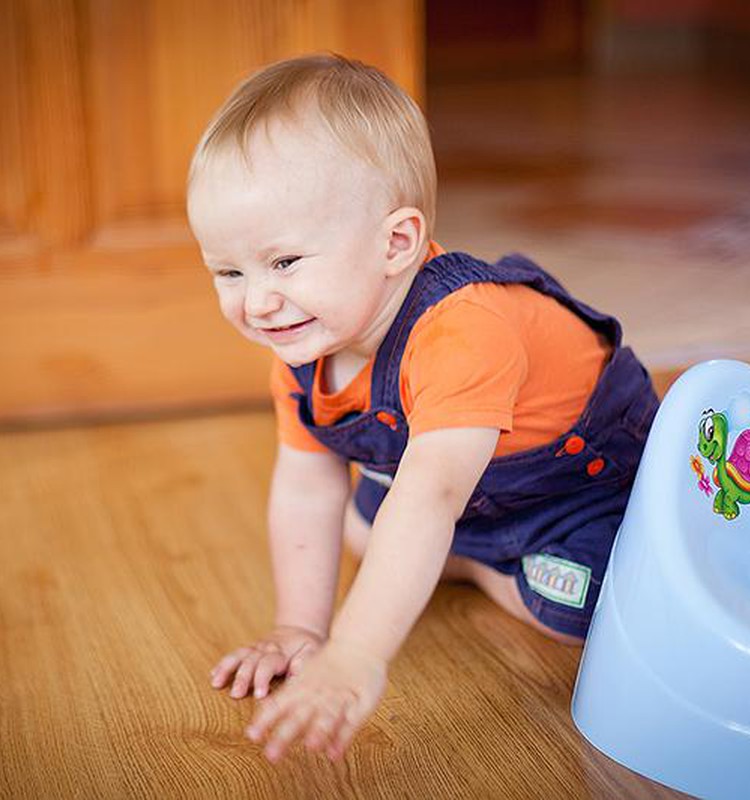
[572,359,750,799]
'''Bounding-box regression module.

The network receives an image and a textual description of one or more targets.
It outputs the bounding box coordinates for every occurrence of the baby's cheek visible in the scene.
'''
[217,294,243,326]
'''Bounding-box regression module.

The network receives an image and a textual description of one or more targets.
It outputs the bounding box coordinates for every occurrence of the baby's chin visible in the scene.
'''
[272,344,324,368]
[272,336,340,368]
[279,355,307,367]
[238,329,314,365]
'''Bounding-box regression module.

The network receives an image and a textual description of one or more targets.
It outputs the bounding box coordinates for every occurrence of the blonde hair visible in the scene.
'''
[189,53,437,235]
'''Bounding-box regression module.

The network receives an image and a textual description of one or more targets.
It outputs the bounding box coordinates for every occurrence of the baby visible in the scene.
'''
[186,53,658,763]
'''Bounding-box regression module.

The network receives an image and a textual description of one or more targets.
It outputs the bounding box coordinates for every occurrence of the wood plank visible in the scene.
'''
[0,0,29,239]
[25,0,91,246]
[0,248,273,422]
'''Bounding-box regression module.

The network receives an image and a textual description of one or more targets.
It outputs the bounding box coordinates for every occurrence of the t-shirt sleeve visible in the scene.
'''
[400,296,529,437]
[269,357,329,453]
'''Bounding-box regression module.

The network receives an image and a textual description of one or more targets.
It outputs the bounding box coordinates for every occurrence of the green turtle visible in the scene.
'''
[697,409,750,520]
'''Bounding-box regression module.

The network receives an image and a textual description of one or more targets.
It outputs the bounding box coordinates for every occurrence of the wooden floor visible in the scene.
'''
[1,407,690,800]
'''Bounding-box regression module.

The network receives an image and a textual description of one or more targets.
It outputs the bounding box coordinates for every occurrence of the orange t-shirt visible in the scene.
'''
[270,245,612,459]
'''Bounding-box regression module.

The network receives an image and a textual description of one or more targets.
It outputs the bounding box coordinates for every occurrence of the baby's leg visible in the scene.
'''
[458,557,583,646]
[343,501,581,645]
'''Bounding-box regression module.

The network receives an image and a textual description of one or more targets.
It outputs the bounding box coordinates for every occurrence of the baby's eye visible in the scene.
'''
[273,256,300,272]
[215,269,242,279]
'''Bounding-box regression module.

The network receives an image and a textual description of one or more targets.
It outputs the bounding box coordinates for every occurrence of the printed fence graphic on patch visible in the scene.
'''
[522,553,591,608]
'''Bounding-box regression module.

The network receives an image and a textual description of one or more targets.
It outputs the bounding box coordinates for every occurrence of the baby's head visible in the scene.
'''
[187,53,437,367]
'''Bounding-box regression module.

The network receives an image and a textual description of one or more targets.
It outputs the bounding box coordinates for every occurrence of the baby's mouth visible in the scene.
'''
[256,318,316,341]
[264,319,313,332]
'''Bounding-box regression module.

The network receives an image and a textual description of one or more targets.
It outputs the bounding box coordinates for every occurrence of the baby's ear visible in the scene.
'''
[384,207,427,276]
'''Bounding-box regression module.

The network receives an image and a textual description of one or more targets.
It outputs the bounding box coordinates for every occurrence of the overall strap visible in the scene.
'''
[290,361,316,396]
[371,251,622,412]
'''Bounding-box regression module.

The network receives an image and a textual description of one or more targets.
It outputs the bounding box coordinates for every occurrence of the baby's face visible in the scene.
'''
[188,112,400,366]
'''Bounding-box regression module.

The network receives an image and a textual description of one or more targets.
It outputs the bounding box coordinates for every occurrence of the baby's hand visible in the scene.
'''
[209,625,324,700]
[245,639,387,763]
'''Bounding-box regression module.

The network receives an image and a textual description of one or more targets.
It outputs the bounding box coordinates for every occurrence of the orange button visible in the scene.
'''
[376,411,398,431]
[564,435,585,455]
[587,458,605,477]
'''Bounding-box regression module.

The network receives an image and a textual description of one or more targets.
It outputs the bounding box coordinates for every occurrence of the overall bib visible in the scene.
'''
[290,252,659,637]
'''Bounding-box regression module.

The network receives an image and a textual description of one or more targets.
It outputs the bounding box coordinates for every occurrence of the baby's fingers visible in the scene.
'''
[304,706,344,753]
[325,709,359,762]
[246,687,295,744]
[210,647,253,688]
[229,658,259,699]
[231,649,290,699]
[261,704,316,762]
[250,653,288,699]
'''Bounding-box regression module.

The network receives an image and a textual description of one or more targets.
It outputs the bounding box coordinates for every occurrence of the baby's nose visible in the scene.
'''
[244,281,283,319]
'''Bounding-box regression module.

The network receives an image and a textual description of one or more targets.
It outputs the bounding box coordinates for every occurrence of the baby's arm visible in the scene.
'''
[247,426,499,761]
[331,426,499,659]
[268,443,350,637]
[210,443,350,698]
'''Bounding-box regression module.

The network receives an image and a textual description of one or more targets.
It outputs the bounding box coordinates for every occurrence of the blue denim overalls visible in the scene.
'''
[290,252,659,637]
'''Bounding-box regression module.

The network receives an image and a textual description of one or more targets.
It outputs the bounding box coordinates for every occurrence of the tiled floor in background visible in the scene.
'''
[429,71,750,370]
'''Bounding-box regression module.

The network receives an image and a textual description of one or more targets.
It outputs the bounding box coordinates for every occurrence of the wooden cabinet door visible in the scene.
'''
[0,0,423,424]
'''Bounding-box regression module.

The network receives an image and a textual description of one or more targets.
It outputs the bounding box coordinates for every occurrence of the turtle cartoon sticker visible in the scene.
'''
[694,390,750,520]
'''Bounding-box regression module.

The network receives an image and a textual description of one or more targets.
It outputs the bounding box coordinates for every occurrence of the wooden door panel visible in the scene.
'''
[0,1,28,245]
[0,0,422,424]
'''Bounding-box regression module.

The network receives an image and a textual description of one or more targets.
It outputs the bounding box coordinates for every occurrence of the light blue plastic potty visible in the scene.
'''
[572,359,750,800]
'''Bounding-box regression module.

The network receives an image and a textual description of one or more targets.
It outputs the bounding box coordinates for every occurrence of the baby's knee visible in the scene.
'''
[343,500,371,559]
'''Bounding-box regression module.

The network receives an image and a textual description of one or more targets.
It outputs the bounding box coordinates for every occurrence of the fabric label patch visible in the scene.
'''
[522,553,591,609]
